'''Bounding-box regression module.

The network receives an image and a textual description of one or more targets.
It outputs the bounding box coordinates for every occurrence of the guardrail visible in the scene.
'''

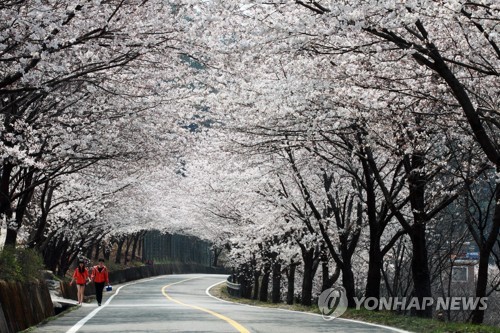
[226,275,241,298]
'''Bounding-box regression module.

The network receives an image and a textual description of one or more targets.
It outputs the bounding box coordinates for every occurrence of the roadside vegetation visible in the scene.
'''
[0,246,44,282]
[213,284,500,333]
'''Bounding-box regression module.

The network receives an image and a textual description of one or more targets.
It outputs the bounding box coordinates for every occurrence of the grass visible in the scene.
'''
[211,283,500,333]
[341,308,500,333]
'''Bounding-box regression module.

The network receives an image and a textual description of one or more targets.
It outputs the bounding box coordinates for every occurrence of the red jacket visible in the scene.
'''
[91,265,109,284]
[73,268,89,285]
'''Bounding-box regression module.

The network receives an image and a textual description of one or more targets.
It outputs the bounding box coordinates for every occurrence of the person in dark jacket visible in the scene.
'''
[91,258,110,306]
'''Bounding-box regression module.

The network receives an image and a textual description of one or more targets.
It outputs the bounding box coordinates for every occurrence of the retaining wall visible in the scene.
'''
[0,279,54,333]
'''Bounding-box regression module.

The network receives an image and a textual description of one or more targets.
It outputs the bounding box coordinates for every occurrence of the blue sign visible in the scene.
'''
[466,252,480,260]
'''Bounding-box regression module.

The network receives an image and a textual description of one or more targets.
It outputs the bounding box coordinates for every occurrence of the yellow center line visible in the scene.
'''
[161,277,250,333]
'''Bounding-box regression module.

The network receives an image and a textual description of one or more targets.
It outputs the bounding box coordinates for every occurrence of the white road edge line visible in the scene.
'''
[205,280,413,333]
[65,275,167,333]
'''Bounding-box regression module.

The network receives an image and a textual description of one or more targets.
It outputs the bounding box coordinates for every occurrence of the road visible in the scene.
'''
[31,274,409,333]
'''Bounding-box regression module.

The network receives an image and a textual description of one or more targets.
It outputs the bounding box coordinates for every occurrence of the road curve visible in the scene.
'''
[31,274,409,333]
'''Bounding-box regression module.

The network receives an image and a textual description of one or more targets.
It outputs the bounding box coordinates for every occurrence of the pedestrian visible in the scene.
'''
[69,259,90,305]
[91,258,110,306]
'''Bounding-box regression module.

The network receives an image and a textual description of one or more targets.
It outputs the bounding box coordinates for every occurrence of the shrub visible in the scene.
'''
[0,246,22,281]
[0,246,45,282]
[17,248,45,281]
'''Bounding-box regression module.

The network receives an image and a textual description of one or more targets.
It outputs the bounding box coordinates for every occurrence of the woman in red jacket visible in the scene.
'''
[91,258,110,306]
[69,259,90,305]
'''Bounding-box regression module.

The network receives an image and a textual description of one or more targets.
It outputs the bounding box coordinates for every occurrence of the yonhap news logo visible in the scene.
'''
[318,286,348,320]
[353,296,488,312]
[317,289,488,321]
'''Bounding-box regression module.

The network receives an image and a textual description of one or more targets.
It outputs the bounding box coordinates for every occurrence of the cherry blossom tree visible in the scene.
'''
[280,0,499,322]
[189,0,497,321]
[1,0,204,247]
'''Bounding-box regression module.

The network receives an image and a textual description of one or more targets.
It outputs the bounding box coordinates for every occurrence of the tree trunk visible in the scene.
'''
[341,252,357,308]
[137,235,143,260]
[213,248,221,267]
[131,233,139,262]
[361,148,383,301]
[6,169,35,246]
[124,236,132,265]
[301,249,315,306]
[363,161,384,301]
[55,238,72,276]
[286,263,296,305]
[29,182,56,249]
[86,245,93,259]
[272,261,281,303]
[104,244,111,261]
[4,228,18,246]
[259,265,270,302]
[252,269,260,300]
[94,242,101,260]
[239,265,252,299]
[471,186,500,324]
[322,261,330,292]
[43,236,62,274]
[410,223,433,318]
[365,233,382,300]
[0,163,13,245]
[115,238,125,264]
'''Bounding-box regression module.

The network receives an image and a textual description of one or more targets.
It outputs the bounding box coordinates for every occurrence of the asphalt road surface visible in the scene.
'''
[31,274,409,333]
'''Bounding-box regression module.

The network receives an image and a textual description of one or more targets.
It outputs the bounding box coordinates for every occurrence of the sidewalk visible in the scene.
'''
[30,283,120,333]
